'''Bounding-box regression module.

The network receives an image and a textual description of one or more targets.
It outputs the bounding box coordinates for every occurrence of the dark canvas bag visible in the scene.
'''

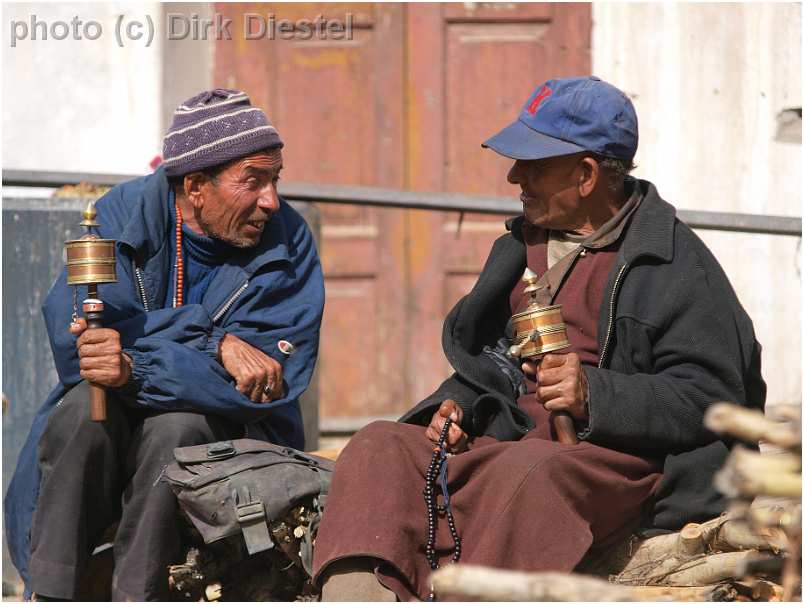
[164,439,333,574]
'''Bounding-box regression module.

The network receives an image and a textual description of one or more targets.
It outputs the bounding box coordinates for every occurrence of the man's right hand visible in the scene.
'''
[70,318,132,388]
[425,399,468,453]
[218,333,283,403]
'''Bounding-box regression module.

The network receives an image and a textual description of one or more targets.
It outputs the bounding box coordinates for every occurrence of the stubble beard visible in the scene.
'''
[196,214,258,249]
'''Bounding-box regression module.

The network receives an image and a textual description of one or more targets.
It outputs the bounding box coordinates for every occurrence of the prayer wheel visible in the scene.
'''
[65,239,117,285]
[64,201,118,421]
[507,269,577,445]
[509,305,571,358]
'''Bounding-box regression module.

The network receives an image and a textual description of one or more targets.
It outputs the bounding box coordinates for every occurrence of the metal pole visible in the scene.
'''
[3,169,801,237]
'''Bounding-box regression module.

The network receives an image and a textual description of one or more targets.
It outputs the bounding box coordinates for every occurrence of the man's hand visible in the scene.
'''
[70,318,132,388]
[425,399,468,453]
[218,333,283,403]
[522,352,589,421]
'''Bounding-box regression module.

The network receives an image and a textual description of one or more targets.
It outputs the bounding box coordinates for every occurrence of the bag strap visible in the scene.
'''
[230,472,274,555]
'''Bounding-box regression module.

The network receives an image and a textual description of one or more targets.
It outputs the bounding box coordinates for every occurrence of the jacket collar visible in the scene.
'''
[505,178,676,265]
[118,168,290,274]
[619,179,676,264]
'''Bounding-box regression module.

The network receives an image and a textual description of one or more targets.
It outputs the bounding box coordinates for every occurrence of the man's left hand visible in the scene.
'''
[218,333,284,403]
[522,352,589,421]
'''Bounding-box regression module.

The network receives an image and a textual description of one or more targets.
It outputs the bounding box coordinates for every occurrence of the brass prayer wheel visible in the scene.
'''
[65,202,117,285]
[509,306,571,358]
[507,268,577,445]
[64,201,118,422]
[65,238,117,284]
[507,270,571,360]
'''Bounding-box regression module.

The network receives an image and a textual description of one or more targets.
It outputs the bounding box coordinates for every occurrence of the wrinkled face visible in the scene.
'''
[196,149,283,247]
[507,153,586,231]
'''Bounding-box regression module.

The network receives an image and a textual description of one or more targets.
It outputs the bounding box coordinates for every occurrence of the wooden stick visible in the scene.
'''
[585,513,781,580]
[712,517,786,552]
[678,523,704,557]
[704,403,800,449]
[782,530,801,601]
[765,404,802,424]
[715,446,802,499]
[742,504,801,534]
[656,550,756,586]
[430,565,728,601]
[309,448,342,461]
[84,293,107,422]
[750,578,785,601]
[553,412,578,445]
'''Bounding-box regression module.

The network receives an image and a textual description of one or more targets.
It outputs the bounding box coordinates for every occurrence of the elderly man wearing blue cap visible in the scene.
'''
[312,76,765,601]
[5,89,325,601]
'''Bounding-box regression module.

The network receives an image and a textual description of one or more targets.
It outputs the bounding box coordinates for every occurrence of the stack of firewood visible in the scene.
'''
[431,402,801,602]
[51,182,110,199]
[706,403,801,600]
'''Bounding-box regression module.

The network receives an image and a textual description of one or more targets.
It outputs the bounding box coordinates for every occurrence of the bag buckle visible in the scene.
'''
[235,501,265,524]
[206,441,235,460]
[233,485,274,555]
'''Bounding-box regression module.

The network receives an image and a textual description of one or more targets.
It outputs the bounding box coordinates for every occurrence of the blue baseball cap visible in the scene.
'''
[482,76,638,162]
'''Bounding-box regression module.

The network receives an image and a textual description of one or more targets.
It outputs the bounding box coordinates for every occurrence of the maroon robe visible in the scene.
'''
[312,227,662,601]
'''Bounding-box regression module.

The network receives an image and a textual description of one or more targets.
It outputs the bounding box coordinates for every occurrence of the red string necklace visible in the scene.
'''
[174,202,184,307]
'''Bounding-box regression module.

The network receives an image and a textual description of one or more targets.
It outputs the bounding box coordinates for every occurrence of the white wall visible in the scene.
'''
[3,2,164,174]
[593,2,802,407]
[2,2,213,175]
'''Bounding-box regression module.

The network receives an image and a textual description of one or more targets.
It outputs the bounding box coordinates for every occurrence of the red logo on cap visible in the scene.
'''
[527,85,553,115]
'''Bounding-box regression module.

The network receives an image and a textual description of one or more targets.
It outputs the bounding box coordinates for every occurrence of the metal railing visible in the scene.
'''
[3,169,802,237]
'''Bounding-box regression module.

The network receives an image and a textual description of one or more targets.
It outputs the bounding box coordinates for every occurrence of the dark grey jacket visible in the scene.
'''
[400,179,766,530]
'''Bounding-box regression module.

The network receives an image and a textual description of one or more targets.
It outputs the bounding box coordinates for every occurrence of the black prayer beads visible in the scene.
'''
[423,417,461,601]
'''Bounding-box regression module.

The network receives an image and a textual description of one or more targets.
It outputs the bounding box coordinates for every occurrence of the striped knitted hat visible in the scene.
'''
[162,89,283,177]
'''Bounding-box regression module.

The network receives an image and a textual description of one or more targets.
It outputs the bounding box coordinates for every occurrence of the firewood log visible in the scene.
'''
[704,403,800,450]
[430,565,735,601]
[715,445,801,499]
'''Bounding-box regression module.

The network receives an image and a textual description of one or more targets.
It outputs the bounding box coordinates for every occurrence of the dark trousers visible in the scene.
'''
[28,381,243,601]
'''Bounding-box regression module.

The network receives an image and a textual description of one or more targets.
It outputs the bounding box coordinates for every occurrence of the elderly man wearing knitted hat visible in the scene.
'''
[5,90,325,601]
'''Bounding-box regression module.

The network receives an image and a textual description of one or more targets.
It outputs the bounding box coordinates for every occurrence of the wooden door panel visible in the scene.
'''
[445,22,552,197]
[443,3,554,22]
[215,2,406,421]
[270,23,390,419]
[319,277,383,417]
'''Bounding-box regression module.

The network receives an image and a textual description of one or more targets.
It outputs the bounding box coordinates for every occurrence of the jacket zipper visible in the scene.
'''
[598,263,628,369]
[213,281,249,323]
[134,265,150,312]
[135,259,246,322]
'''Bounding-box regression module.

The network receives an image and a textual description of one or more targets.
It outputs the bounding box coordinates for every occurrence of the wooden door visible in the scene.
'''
[214,2,590,422]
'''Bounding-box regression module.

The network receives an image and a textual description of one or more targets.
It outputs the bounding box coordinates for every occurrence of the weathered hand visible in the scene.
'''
[425,399,468,453]
[70,317,132,388]
[218,333,283,403]
[523,352,589,421]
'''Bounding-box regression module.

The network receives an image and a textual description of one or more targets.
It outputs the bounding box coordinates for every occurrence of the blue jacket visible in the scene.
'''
[4,168,325,588]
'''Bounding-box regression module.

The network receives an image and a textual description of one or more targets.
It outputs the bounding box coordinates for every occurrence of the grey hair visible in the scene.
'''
[594,155,636,194]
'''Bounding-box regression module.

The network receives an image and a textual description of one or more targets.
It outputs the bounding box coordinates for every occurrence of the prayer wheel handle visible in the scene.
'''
[83,295,107,422]
[530,353,577,445]
[552,411,578,445]
[509,347,578,445]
